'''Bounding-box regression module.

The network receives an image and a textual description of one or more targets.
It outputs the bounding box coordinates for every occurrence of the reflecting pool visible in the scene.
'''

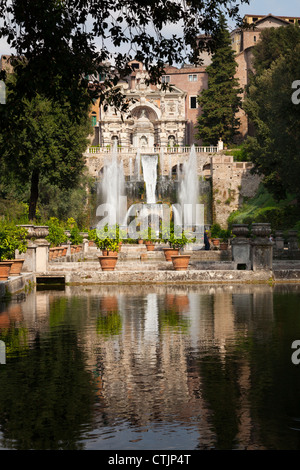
[1,283,300,450]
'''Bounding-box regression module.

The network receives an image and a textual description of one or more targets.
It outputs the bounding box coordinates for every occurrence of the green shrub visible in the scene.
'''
[0,222,28,261]
[46,217,68,247]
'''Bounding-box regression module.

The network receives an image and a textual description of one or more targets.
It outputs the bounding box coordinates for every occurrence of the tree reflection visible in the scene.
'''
[0,328,96,450]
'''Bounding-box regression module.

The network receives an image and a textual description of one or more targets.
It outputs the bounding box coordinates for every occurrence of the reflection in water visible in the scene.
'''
[0,284,300,450]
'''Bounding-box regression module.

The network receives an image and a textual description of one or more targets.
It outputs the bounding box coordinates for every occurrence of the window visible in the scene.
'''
[91,112,97,126]
[190,96,197,109]
[253,36,257,43]
[162,75,170,83]
[188,74,197,82]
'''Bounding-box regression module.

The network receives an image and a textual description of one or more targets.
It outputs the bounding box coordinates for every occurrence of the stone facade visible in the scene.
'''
[90,61,208,148]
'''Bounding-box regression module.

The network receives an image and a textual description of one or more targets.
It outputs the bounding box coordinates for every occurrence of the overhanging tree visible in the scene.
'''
[196,14,242,146]
[0,0,249,220]
[0,0,249,107]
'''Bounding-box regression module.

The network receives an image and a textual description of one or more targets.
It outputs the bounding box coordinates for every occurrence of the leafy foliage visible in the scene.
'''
[0,221,28,261]
[46,217,68,247]
[91,224,120,252]
[0,0,249,110]
[0,77,92,220]
[243,24,300,204]
[196,14,242,145]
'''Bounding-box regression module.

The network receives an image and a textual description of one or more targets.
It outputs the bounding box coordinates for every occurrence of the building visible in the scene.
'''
[90,60,208,149]
[231,13,299,140]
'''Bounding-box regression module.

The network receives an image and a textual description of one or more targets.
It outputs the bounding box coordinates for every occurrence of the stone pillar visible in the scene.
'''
[35,240,50,272]
[83,238,89,256]
[251,223,273,271]
[231,224,251,270]
[275,230,284,251]
[288,230,299,251]
[16,225,50,273]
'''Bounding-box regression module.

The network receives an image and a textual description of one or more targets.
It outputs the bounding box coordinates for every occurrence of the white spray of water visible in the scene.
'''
[178,145,199,227]
[98,142,126,225]
[141,154,158,204]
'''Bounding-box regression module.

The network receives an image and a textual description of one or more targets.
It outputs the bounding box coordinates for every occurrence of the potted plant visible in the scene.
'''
[94,224,120,271]
[141,226,157,251]
[219,229,231,250]
[161,223,182,261]
[210,223,221,248]
[0,222,28,278]
[67,218,84,247]
[169,231,193,270]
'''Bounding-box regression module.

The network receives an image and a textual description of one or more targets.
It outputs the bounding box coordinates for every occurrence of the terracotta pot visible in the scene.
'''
[9,259,25,276]
[219,242,228,251]
[61,247,67,256]
[212,238,220,247]
[171,255,191,271]
[0,261,13,281]
[146,244,155,251]
[98,255,118,271]
[163,248,179,261]
[138,239,143,244]
[144,240,151,245]
[102,250,118,257]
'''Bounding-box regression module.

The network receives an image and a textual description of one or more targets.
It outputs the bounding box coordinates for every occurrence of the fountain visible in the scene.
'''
[96,142,126,227]
[96,144,208,245]
[141,154,158,204]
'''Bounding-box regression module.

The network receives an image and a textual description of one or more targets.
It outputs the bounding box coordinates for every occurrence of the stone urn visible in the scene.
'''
[232,224,249,238]
[251,223,271,239]
[98,255,118,271]
[171,255,191,271]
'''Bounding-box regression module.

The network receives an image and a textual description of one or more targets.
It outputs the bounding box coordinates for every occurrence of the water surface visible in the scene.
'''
[1,283,300,450]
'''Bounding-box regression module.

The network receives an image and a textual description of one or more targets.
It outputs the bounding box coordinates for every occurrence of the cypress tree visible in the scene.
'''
[196,14,242,146]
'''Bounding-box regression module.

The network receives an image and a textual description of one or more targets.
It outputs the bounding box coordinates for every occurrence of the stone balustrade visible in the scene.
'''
[87,145,219,155]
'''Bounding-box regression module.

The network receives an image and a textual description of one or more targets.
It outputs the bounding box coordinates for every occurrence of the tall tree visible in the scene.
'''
[243,24,300,203]
[196,14,242,146]
[0,76,91,220]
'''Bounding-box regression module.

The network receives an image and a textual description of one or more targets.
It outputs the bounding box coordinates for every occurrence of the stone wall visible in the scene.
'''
[210,154,261,228]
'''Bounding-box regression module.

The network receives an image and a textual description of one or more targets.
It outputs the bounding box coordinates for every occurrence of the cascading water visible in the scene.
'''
[97,142,126,225]
[141,154,158,204]
[178,145,199,226]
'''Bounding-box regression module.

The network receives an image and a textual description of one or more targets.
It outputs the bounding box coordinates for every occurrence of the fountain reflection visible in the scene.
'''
[0,284,300,450]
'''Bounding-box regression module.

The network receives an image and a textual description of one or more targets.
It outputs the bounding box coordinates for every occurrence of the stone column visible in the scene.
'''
[16,225,50,273]
[275,230,284,251]
[231,224,251,270]
[288,230,299,252]
[251,223,273,271]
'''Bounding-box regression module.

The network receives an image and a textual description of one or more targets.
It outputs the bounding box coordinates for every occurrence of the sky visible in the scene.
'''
[0,0,299,56]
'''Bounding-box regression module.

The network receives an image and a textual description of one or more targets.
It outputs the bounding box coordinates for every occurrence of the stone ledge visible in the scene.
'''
[46,269,274,285]
[0,273,35,298]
